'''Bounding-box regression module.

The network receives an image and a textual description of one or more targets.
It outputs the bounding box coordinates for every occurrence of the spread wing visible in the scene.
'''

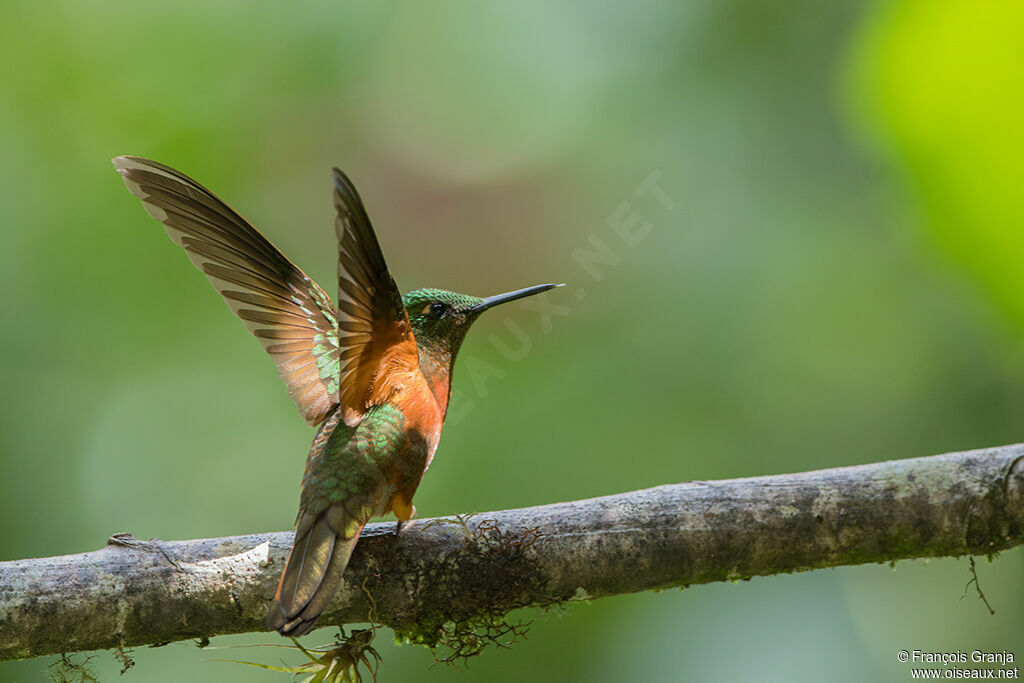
[113,156,340,426]
[332,168,414,426]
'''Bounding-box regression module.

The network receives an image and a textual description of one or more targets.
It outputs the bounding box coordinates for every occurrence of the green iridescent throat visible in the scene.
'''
[401,288,484,411]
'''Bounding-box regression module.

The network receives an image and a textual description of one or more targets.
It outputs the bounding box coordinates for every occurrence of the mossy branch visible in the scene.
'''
[2,443,1023,662]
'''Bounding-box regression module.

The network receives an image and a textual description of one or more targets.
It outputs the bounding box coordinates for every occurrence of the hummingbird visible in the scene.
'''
[113,156,560,636]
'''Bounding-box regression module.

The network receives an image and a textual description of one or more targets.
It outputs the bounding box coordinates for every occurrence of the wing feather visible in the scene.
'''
[331,168,414,426]
[113,156,340,426]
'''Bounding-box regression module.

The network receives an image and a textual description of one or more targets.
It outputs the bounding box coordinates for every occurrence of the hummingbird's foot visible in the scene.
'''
[395,504,417,535]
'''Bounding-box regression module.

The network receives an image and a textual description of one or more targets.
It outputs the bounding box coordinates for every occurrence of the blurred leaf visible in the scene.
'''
[845,0,1024,325]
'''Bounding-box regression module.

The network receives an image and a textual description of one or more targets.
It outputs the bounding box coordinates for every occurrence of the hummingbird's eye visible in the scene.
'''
[422,301,449,319]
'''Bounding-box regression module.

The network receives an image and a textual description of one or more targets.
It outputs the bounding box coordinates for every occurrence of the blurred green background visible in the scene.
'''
[2,0,1022,681]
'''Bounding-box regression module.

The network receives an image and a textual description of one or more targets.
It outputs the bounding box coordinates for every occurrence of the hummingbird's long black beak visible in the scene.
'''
[468,283,564,313]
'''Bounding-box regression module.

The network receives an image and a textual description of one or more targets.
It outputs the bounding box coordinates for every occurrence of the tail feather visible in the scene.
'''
[267,505,365,636]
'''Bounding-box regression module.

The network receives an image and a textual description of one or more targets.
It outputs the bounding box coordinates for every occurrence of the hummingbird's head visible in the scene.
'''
[402,284,562,405]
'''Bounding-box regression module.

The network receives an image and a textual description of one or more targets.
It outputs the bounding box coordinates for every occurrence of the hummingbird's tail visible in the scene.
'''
[267,504,366,636]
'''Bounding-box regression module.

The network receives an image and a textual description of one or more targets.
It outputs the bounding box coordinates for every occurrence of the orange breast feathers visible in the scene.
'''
[366,340,444,451]
[365,339,444,524]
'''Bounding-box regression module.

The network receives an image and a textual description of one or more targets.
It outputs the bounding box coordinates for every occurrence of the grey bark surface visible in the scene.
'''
[1,444,1022,661]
